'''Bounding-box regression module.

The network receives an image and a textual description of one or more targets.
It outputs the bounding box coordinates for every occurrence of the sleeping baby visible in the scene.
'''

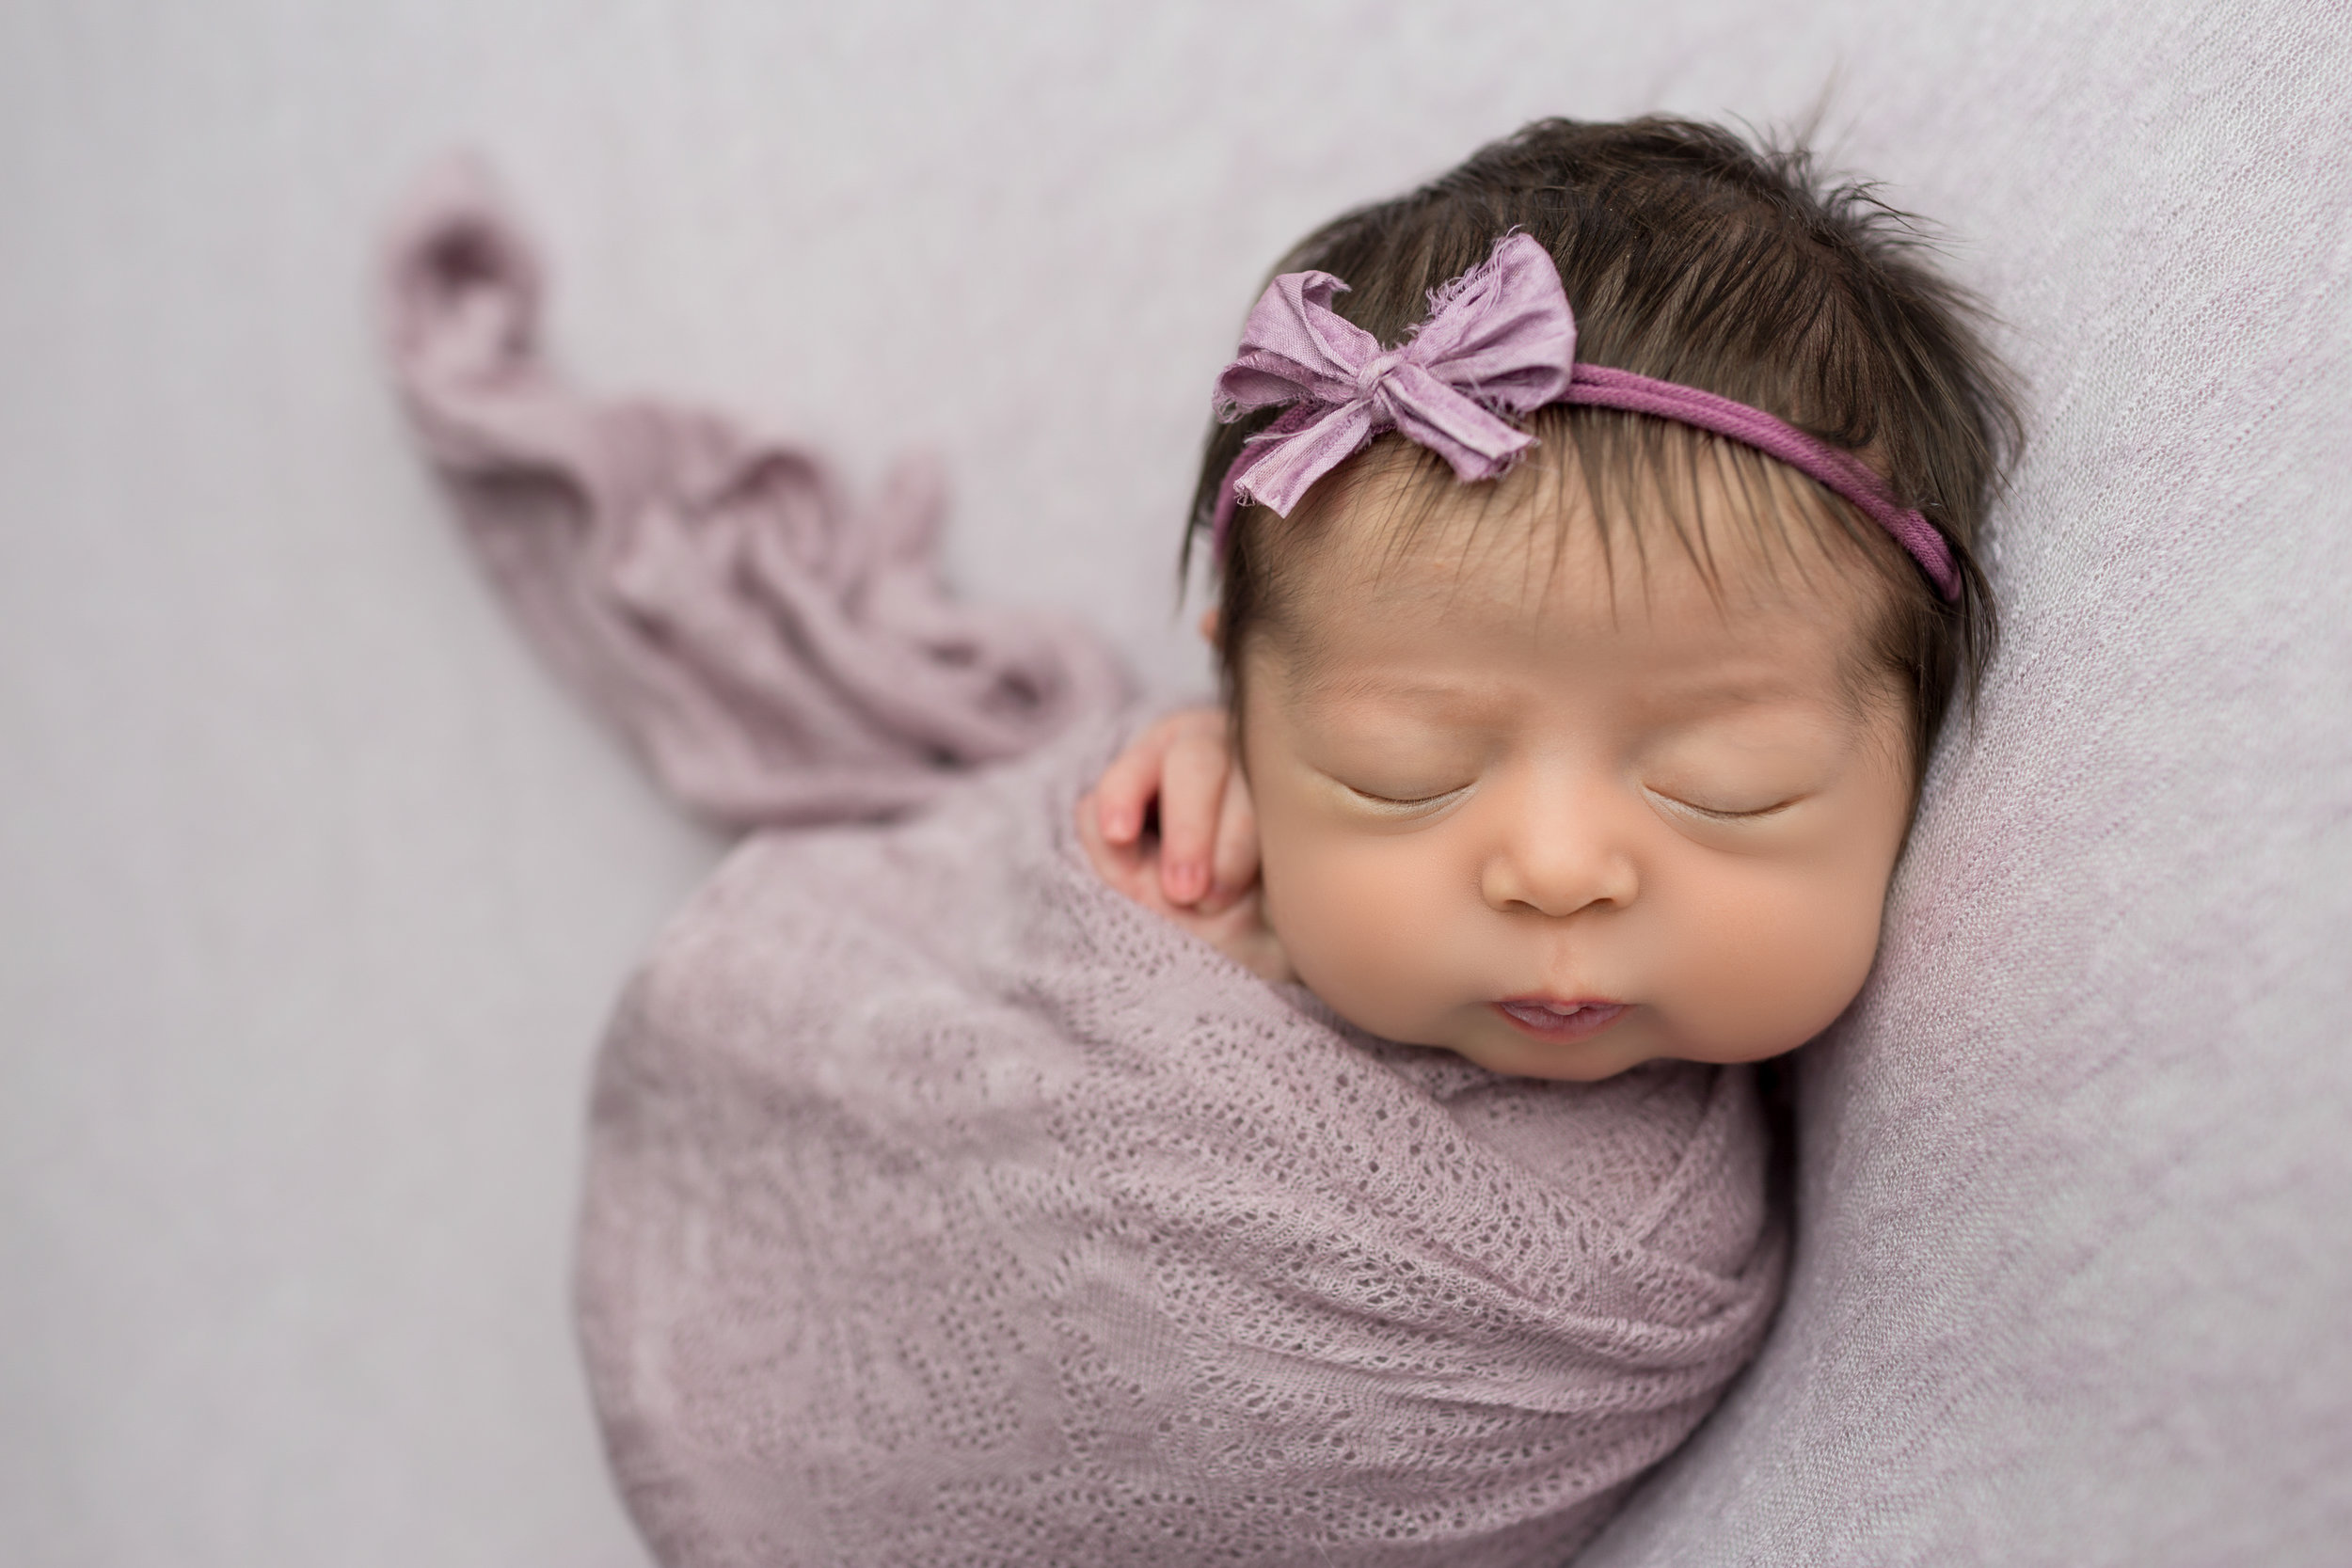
[386,114,2013,1567]
[1082,114,2004,1087]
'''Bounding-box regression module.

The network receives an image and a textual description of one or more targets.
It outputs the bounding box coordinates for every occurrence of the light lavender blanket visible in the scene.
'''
[385,166,1786,1565]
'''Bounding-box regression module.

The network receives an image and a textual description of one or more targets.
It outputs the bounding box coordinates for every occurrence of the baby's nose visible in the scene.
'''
[1478,798,1640,919]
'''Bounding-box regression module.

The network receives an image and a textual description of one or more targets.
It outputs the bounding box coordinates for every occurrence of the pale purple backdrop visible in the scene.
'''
[2,2,2346,1564]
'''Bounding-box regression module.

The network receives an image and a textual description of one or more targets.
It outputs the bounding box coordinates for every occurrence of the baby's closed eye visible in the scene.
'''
[1304,734,1487,815]
[1339,775,1474,809]
[1645,785,1804,821]
[1638,722,1847,826]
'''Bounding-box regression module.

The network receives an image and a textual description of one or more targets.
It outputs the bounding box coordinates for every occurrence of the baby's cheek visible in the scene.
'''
[1672,861,1886,1058]
[1260,832,1445,1035]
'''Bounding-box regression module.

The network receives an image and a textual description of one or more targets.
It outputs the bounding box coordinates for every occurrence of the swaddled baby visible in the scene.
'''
[388,116,2013,1567]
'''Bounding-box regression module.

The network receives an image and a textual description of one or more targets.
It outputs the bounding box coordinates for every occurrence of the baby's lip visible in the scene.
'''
[1492,996,1628,1041]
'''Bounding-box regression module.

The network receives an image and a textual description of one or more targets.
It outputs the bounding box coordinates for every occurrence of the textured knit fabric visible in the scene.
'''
[383,169,1788,1563]
[579,723,1784,1566]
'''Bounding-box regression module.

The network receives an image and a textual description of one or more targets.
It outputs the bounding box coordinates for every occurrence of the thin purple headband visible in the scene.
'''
[1208,232,1960,600]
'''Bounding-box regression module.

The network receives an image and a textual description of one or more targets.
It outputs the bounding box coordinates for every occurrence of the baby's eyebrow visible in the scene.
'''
[1615,650,1847,706]
[1640,677,1813,712]
[1286,668,1499,713]
[1630,685,1870,743]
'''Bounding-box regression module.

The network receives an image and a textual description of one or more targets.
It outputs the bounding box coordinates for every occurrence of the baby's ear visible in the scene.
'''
[1198,608,1221,645]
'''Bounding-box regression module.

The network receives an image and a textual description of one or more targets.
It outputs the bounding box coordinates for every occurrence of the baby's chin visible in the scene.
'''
[1439,1027,1660,1084]
[1324,992,1816,1081]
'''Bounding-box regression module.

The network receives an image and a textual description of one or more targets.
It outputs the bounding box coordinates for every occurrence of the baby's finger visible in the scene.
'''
[1074,791,1154,909]
[1198,773,1261,914]
[1156,730,1230,906]
[1092,726,1171,846]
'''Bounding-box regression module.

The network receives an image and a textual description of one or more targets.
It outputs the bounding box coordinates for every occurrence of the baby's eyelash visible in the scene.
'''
[1656,792,1798,822]
[1344,783,1470,812]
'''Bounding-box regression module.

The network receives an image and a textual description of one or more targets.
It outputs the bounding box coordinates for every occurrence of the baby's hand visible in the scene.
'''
[1077,707,1288,982]
[1090,707,1260,911]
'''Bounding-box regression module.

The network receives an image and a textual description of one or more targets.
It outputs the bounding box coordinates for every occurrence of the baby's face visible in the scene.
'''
[1240,475,1916,1081]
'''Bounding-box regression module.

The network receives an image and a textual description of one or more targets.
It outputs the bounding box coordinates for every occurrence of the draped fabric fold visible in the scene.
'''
[380,158,1128,831]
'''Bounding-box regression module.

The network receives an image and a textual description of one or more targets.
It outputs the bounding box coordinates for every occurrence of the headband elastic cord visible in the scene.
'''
[1559,365,1962,599]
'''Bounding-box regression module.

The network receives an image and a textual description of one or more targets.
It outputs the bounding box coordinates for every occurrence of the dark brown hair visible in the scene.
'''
[1186,116,2019,780]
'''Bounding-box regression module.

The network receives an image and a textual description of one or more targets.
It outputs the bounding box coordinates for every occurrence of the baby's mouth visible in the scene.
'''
[1492,997,1628,1041]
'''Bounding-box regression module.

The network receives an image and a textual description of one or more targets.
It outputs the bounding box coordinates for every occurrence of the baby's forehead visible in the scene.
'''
[1262,498,1887,709]
[1281,498,1854,645]
[1293,434,1867,587]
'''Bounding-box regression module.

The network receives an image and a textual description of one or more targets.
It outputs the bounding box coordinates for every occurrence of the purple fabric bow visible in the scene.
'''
[1214,232,1573,521]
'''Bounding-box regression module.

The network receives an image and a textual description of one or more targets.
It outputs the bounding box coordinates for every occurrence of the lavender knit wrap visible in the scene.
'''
[384,165,1788,1566]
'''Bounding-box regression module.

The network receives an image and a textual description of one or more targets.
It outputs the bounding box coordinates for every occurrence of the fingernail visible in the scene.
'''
[1168,863,1206,901]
